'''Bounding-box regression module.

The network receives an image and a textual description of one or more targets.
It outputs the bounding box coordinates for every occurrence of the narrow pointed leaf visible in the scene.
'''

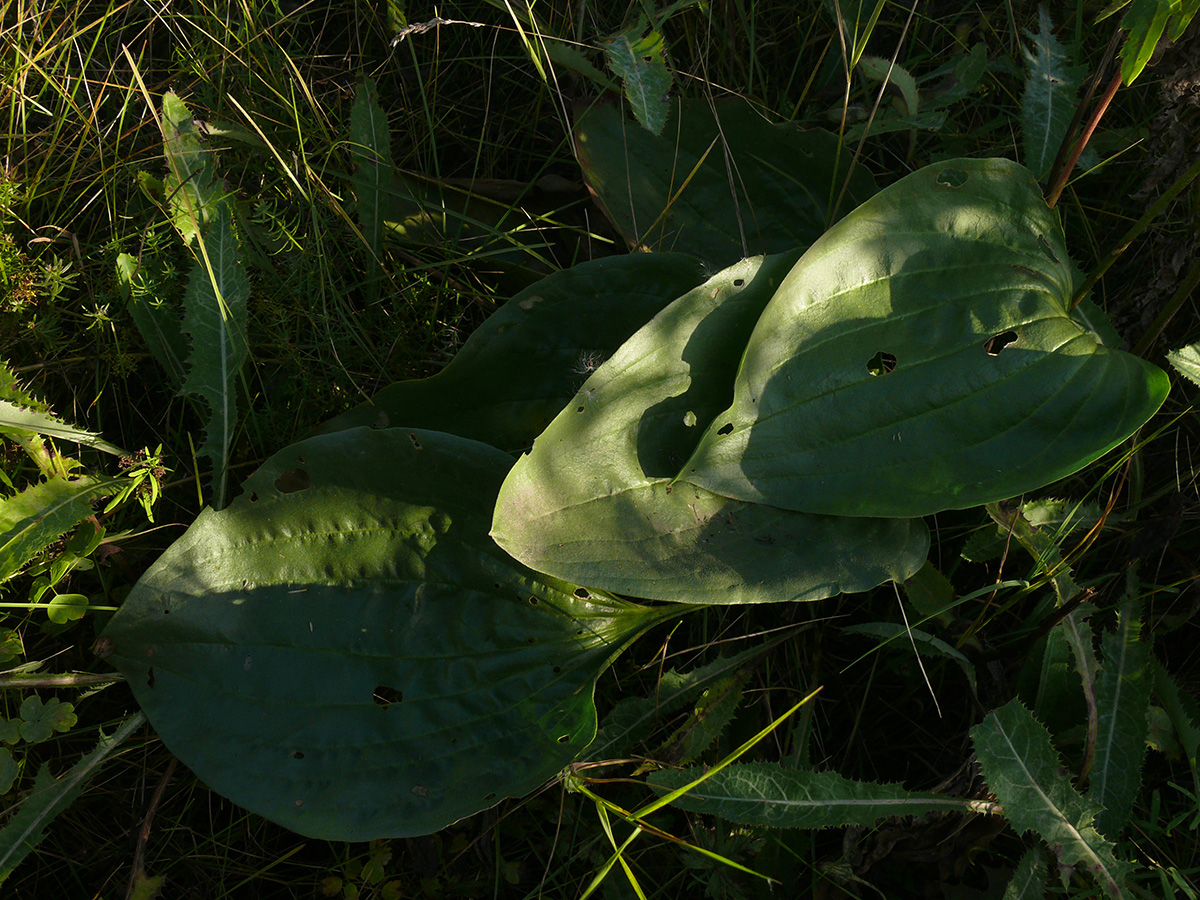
[1089,591,1150,837]
[181,203,249,509]
[349,78,394,262]
[102,428,675,841]
[161,92,222,246]
[1003,846,1048,899]
[649,762,994,828]
[316,253,708,452]
[116,252,187,385]
[0,477,121,583]
[1022,8,1087,180]
[574,97,876,268]
[971,699,1133,898]
[681,158,1169,518]
[0,400,125,456]
[492,254,927,604]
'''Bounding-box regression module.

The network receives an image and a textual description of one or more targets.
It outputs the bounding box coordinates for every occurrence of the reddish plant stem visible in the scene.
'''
[1047,71,1123,209]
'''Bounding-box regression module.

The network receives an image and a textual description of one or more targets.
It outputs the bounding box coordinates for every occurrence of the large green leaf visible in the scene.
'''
[574,97,876,268]
[102,428,676,840]
[492,253,927,603]
[315,253,708,452]
[681,158,1169,518]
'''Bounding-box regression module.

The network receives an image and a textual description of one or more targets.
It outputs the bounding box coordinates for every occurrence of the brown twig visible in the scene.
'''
[125,756,176,900]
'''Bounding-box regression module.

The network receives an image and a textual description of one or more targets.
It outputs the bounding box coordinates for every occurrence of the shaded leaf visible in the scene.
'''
[102,428,677,840]
[649,762,993,828]
[680,158,1168,518]
[316,253,708,452]
[16,697,77,744]
[349,78,394,263]
[971,699,1133,898]
[115,252,187,386]
[0,712,145,882]
[1003,846,1048,899]
[1022,8,1087,180]
[574,97,876,268]
[655,673,745,766]
[492,253,927,604]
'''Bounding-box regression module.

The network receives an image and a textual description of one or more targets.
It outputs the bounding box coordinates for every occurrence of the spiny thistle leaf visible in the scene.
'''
[1088,588,1150,838]
[1004,845,1049,899]
[161,92,223,247]
[602,23,672,136]
[649,762,996,828]
[971,699,1133,898]
[1166,342,1200,388]
[1021,7,1086,180]
[180,204,249,509]
[0,477,121,583]
[349,78,395,264]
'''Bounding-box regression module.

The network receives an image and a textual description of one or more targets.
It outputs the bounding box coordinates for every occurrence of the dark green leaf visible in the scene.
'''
[349,78,394,263]
[574,97,876,268]
[103,428,675,840]
[680,158,1168,518]
[602,25,672,135]
[316,253,708,452]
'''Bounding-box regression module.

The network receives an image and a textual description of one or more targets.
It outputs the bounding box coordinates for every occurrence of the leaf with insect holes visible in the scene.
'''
[316,253,708,452]
[102,427,679,840]
[491,252,927,604]
[649,762,992,828]
[602,22,672,136]
[679,158,1168,518]
[971,699,1134,898]
[574,97,877,268]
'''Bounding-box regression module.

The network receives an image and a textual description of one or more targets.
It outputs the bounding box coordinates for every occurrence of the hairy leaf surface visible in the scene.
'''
[102,428,673,840]
[649,762,992,828]
[1021,8,1086,180]
[491,254,927,603]
[317,254,708,451]
[681,158,1168,517]
[971,699,1132,898]
[574,97,876,267]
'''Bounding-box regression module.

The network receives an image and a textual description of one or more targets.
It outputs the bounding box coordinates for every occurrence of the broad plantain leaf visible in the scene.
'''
[680,158,1169,518]
[316,253,708,452]
[649,762,994,828]
[102,427,677,841]
[491,253,927,604]
[971,699,1133,898]
[574,97,876,268]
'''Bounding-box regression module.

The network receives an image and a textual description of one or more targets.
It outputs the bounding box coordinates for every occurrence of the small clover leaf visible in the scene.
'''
[17,696,78,744]
[0,718,21,745]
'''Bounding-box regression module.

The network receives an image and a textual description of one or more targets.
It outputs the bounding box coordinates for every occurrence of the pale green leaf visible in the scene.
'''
[1166,342,1200,388]
[181,202,249,509]
[102,428,677,840]
[602,25,672,136]
[161,92,223,246]
[0,400,125,457]
[0,476,121,583]
[859,55,920,115]
[492,253,928,604]
[649,762,993,828]
[971,699,1133,898]
[1022,7,1087,180]
[680,158,1168,518]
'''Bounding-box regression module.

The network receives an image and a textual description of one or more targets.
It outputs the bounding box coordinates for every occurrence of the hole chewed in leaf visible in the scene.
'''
[372,685,403,708]
[733,278,745,287]
[867,351,898,376]
[146,666,155,688]
[717,423,734,436]
[292,750,305,760]
[985,331,1019,356]
[936,168,968,188]
[573,588,590,599]
[408,432,423,450]
[274,468,310,494]
[557,734,571,743]
[1037,234,1060,264]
